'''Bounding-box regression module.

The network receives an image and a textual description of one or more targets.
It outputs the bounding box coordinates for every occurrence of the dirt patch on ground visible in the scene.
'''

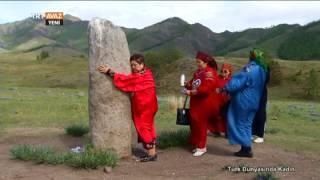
[0,128,319,180]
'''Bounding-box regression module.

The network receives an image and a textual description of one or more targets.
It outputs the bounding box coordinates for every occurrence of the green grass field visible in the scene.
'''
[265,100,320,156]
[1,86,319,156]
[0,51,319,158]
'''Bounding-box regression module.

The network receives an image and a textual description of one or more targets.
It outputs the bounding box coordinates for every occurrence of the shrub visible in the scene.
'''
[10,144,42,161]
[36,50,50,63]
[268,60,282,87]
[65,147,118,169]
[10,144,118,169]
[144,48,183,70]
[40,51,49,59]
[305,68,319,99]
[65,124,89,137]
[255,171,278,180]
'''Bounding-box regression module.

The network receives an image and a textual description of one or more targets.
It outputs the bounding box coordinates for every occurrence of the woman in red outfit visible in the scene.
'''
[208,63,233,136]
[97,54,158,162]
[183,51,219,157]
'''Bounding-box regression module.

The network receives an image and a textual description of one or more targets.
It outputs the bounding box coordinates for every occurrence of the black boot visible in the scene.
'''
[233,146,244,154]
[139,154,158,162]
[234,146,253,158]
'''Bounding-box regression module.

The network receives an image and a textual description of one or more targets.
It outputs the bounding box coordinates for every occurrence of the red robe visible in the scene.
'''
[113,68,158,148]
[207,75,231,134]
[218,75,231,106]
[185,66,220,149]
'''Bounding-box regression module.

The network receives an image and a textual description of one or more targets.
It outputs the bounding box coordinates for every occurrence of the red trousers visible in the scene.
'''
[208,116,227,133]
[189,94,220,149]
[131,89,158,148]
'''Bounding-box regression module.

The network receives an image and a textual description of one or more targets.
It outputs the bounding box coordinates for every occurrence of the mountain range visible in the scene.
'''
[0,14,320,60]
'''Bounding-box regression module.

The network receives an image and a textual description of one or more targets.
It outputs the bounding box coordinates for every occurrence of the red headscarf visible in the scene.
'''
[196,51,217,70]
[221,63,233,74]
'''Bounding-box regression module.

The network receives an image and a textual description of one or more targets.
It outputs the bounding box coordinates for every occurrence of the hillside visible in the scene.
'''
[125,17,223,56]
[278,21,320,60]
[0,15,88,55]
[1,15,320,60]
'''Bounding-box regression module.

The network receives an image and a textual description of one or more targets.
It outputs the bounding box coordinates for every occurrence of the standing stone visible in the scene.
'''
[88,18,132,157]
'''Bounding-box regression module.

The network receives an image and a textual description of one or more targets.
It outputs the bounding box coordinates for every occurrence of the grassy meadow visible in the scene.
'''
[0,50,320,158]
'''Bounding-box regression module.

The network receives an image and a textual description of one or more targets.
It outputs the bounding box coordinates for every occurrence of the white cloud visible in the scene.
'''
[0,1,320,32]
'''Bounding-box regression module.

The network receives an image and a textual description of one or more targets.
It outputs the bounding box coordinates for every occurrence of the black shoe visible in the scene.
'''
[234,148,243,156]
[137,154,148,159]
[139,154,157,162]
[224,133,228,138]
[234,150,253,158]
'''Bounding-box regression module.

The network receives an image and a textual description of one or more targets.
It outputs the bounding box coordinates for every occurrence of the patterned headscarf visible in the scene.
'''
[221,63,233,74]
[249,48,269,72]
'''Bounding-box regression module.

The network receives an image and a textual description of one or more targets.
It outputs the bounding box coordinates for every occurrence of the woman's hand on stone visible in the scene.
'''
[97,65,110,74]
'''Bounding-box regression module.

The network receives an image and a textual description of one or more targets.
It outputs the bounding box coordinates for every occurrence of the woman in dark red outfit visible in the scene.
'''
[97,54,158,162]
[183,51,219,157]
[208,63,233,136]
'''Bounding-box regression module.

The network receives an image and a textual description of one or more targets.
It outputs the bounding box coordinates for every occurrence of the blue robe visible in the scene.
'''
[224,61,266,146]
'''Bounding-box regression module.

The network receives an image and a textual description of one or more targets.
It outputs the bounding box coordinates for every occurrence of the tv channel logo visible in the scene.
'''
[31,12,64,26]
[45,12,64,26]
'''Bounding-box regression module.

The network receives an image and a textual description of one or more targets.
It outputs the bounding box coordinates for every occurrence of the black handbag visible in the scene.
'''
[176,96,190,125]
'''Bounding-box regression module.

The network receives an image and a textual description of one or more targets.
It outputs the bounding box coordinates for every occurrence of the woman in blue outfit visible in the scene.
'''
[217,48,268,157]
[252,67,270,144]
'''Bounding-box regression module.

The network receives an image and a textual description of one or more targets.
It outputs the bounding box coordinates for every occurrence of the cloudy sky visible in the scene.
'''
[0,1,320,33]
